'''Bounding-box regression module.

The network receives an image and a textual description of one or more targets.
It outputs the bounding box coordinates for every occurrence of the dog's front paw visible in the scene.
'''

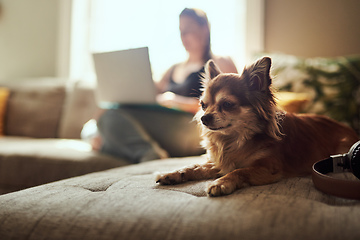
[155,171,185,185]
[206,178,237,197]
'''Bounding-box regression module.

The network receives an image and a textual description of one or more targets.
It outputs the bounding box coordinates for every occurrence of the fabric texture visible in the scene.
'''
[0,137,127,192]
[4,79,66,138]
[58,80,100,139]
[0,87,10,135]
[0,156,359,240]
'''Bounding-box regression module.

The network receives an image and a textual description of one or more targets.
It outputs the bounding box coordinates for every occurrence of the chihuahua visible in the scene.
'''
[156,57,358,197]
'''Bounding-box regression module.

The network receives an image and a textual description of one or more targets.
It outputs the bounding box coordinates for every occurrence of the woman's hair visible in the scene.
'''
[180,8,212,62]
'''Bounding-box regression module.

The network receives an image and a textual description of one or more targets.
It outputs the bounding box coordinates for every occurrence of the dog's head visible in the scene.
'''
[197,57,282,140]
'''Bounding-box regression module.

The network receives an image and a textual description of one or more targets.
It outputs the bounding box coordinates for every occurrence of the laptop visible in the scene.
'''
[93,47,157,108]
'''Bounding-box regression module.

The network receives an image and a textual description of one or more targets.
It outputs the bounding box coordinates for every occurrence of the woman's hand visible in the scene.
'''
[156,92,177,108]
[157,92,200,114]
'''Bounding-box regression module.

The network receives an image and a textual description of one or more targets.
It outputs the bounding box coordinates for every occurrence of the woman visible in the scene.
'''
[157,8,237,113]
[89,8,237,163]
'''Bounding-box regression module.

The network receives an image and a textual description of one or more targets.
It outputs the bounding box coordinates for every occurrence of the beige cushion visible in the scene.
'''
[0,156,359,240]
[0,137,127,191]
[58,80,100,139]
[3,78,66,138]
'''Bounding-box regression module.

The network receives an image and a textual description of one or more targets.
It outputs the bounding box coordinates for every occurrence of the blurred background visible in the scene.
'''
[0,0,359,83]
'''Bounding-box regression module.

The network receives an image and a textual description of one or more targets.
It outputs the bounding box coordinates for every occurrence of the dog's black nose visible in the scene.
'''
[201,114,214,126]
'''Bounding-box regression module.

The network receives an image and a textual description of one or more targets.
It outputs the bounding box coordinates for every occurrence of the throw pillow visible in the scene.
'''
[275,92,310,113]
[0,87,10,135]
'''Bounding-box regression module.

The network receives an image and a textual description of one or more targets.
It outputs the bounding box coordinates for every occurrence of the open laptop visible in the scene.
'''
[93,47,157,108]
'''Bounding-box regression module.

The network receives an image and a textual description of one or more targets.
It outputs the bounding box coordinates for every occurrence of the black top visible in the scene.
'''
[167,65,204,99]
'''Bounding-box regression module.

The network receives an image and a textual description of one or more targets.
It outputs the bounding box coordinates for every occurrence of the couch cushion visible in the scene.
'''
[2,78,66,138]
[0,137,128,192]
[58,80,100,139]
[0,156,359,240]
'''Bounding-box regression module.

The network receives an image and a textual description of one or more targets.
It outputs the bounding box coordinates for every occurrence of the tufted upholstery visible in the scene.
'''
[0,156,359,240]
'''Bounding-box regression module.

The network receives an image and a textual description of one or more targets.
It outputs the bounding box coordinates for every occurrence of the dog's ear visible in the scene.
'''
[205,60,221,80]
[245,57,272,91]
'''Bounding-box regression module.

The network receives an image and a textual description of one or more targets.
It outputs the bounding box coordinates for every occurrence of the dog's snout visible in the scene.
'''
[201,114,214,126]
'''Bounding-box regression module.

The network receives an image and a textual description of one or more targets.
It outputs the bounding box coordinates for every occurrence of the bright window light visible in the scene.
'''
[89,0,246,81]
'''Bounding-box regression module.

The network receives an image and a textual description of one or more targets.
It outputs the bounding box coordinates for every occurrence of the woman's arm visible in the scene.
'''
[213,56,238,74]
[156,65,175,93]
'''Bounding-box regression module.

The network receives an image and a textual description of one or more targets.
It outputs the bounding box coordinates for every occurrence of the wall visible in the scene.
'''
[264,0,360,57]
[0,0,59,81]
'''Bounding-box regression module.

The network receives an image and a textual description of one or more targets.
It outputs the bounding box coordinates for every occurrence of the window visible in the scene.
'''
[58,0,264,81]
[90,0,246,81]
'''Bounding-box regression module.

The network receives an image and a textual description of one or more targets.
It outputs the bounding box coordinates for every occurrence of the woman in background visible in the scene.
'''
[157,8,237,113]
[86,8,237,163]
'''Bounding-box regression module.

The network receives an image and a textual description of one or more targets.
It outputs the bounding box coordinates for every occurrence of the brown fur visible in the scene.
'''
[156,57,359,197]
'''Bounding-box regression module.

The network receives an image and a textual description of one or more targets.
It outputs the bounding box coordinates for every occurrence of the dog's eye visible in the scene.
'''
[200,101,207,110]
[222,101,235,111]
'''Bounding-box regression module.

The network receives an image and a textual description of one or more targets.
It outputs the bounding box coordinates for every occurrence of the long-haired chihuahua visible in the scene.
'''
[156,57,358,197]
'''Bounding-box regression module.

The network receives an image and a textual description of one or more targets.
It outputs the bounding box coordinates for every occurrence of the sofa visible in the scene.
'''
[0,55,360,240]
[1,156,360,240]
[0,78,128,194]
